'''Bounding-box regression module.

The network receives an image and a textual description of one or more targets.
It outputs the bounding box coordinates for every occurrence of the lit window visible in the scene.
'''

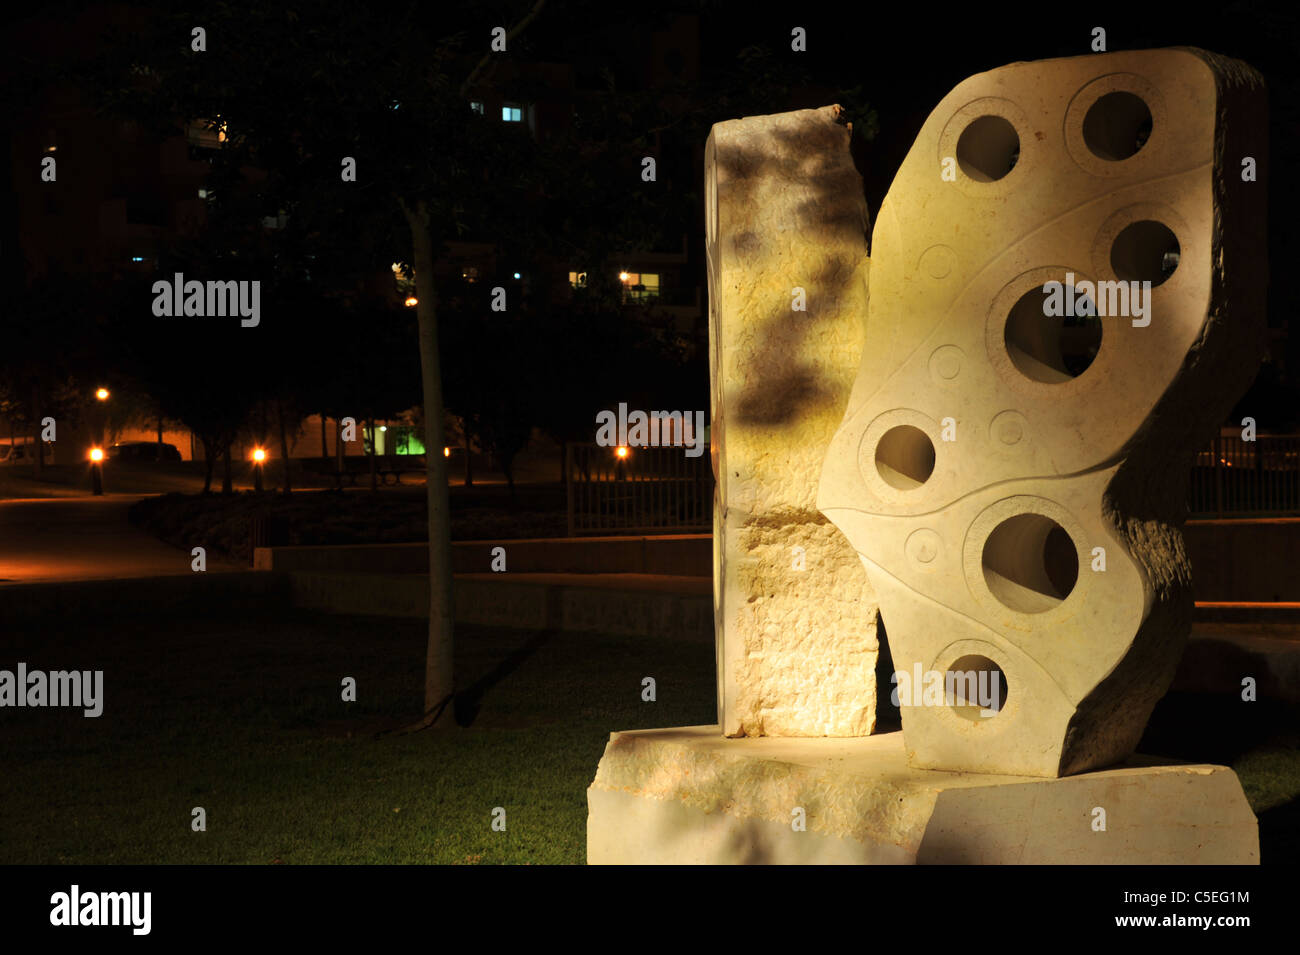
[502,106,522,123]
[568,271,588,288]
[471,101,484,115]
[197,188,208,198]
[623,272,660,303]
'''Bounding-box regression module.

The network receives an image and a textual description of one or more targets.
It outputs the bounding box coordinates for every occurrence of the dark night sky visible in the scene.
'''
[700,1,1299,214]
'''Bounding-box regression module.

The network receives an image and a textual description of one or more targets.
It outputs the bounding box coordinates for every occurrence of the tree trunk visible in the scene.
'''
[202,436,215,493]
[503,458,516,503]
[278,399,293,495]
[367,416,378,492]
[403,197,456,727]
[336,417,345,489]
[30,383,42,480]
[463,418,474,487]
[221,441,233,494]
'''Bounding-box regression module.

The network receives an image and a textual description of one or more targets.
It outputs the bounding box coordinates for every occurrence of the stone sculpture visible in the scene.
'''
[706,105,878,737]
[587,47,1265,862]
[820,47,1267,775]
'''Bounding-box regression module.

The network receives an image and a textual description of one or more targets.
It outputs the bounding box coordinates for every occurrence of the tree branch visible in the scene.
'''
[458,0,548,98]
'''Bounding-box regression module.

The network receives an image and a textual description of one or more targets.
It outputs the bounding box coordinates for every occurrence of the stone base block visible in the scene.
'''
[587,726,1258,864]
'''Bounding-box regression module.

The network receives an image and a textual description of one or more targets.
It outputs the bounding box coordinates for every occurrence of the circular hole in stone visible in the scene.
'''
[1111,220,1180,286]
[1004,285,1102,383]
[956,115,1020,182]
[946,654,1008,721]
[875,425,935,490]
[1082,91,1153,161]
[982,513,1078,613]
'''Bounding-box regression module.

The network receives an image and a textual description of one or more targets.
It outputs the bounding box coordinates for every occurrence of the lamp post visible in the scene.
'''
[89,447,103,496]
[252,447,266,492]
[90,388,110,496]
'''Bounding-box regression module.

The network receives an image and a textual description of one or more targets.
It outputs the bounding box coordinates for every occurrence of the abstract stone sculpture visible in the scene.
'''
[706,105,878,737]
[587,48,1265,864]
[819,48,1267,776]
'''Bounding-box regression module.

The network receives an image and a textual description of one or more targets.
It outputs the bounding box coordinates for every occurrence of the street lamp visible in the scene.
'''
[89,447,104,495]
[252,447,266,492]
[93,388,110,464]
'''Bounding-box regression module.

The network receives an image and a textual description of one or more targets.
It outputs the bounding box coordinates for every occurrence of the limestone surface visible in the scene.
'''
[818,49,1268,775]
[587,726,1259,864]
[706,105,878,737]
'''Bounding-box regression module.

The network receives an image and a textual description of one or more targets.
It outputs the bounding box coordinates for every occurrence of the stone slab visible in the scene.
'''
[587,725,1259,864]
[706,105,878,737]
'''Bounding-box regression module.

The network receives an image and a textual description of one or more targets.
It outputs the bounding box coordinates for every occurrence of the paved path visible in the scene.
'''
[0,494,241,584]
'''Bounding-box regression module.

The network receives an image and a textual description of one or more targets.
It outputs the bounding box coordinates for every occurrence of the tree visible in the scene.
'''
[80,0,564,729]
[78,0,872,729]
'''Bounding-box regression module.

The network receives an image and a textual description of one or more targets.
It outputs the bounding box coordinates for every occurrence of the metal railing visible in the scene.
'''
[1189,434,1300,516]
[566,442,712,536]
[565,434,1300,533]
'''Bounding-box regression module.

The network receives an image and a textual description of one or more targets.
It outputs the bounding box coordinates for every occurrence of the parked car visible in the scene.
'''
[108,441,182,462]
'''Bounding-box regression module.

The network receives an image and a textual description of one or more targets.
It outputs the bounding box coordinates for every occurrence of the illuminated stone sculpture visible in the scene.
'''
[820,47,1267,776]
[706,105,877,738]
[588,48,1265,862]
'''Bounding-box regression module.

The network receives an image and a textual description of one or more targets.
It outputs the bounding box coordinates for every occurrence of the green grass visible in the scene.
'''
[2,607,1298,863]
[0,610,713,864]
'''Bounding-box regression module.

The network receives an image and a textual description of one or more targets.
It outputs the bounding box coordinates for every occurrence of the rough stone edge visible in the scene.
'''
[1063,49,1269,775]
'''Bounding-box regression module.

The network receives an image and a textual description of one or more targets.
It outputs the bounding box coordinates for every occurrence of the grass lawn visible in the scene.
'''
[1,606,1297,863]
[0,609,713,864]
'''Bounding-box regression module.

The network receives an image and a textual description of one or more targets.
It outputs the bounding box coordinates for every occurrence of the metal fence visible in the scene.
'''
[565,435,1300,533]
[1189,434,1300,515]
[566,443,712,536]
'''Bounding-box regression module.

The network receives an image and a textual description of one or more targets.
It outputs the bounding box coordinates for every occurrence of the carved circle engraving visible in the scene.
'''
[919,244,957,280]
[929,344,964,383]
[906,528,943,567]
[990,410,1028,446]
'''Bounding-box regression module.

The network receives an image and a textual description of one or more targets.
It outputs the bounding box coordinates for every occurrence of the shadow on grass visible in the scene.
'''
[454,628,559,728]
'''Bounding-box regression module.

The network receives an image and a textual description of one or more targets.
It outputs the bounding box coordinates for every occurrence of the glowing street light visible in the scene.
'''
[252,447,266,492]
[443,446,451,458]
[618,272,630,282]
[615,446,630,459]
[95,388,110,401]
[89,447,104,495]
[404,296,419,307]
